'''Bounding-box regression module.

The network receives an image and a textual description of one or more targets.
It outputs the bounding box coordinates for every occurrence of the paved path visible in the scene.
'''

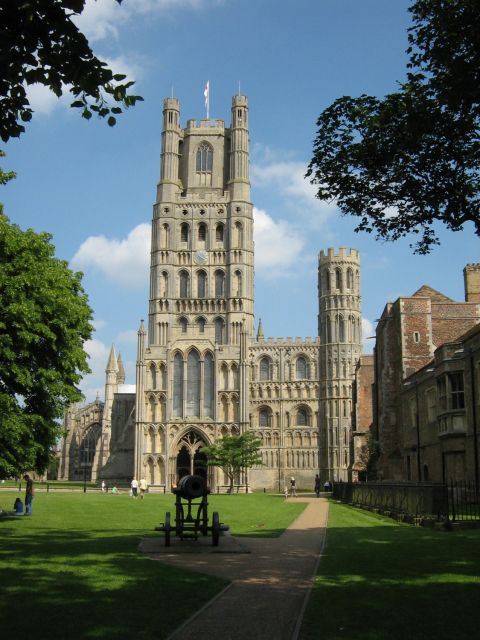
[144,496,329,640]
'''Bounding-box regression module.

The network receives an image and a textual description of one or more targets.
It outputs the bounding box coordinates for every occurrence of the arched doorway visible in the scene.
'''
[172,430,211,487]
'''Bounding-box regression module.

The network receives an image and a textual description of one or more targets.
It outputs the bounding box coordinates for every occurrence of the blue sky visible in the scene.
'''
[2,0,478,401]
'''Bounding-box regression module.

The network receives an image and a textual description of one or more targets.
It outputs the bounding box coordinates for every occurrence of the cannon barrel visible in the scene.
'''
[174,474,208,499]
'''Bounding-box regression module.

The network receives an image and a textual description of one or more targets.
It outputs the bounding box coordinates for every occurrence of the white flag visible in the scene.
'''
[204,81,209,108]
[204,80,209,118]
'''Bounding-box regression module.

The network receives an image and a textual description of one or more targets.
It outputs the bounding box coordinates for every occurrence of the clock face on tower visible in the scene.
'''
[194,250,208,265]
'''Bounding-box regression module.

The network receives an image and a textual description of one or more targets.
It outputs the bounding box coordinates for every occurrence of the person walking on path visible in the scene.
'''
[314,474,321,497]
[139,477,148,499]
[23,474,34,515]
[131,478,139,498]
[289,476,297,497]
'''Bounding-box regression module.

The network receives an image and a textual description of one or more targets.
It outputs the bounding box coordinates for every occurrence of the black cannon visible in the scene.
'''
[155,475,229,547]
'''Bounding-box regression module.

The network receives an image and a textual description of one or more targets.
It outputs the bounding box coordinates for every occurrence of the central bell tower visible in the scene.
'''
[134,95,254,487]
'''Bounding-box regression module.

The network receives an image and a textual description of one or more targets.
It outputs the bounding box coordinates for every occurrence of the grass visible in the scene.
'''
[0,491,304,639]
[300,501,480,640]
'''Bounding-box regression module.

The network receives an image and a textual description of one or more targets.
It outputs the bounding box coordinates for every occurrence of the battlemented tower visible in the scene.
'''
[318,248,362,481]
[134,95,254,486]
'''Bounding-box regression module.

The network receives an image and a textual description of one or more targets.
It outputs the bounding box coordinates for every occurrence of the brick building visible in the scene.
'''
[374,265,480,481]
[401,322,480,485]
[351,355,375,480]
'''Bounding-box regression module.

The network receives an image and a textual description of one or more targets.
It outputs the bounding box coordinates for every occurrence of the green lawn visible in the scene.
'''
[300,501,480,640]
[0,491,304,639]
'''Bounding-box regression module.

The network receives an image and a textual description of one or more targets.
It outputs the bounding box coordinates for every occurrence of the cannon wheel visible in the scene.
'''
[164,512,171,547]
[212,511,220,546]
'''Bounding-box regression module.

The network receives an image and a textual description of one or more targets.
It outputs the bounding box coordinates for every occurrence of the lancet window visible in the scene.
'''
[196,142,213,172]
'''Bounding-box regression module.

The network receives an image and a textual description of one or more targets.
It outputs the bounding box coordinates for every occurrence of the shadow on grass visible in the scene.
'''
[300,505,480,640]
[0,526,227,640]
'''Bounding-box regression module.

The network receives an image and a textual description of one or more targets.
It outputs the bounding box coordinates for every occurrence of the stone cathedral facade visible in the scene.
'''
[59,94,363,491]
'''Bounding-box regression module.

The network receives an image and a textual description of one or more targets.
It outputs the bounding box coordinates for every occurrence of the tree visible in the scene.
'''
[307,0,480,254]
[357,433,380,482]
[0,0,143,142]
[202,432,263,492]
[0,204,93,478]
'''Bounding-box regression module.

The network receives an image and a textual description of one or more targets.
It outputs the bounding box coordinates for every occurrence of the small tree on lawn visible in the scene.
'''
[202,431,262,493]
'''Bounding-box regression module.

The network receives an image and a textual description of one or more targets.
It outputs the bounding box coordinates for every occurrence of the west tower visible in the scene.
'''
[134,95,254,487]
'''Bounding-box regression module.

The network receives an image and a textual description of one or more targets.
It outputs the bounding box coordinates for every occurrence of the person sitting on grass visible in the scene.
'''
[14,498,23,515]
[111,486,118,494]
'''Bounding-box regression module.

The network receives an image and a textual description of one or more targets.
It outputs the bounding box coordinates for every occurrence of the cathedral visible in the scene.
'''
[58,94,363,491]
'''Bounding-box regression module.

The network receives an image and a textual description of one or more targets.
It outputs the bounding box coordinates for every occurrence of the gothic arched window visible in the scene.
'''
[161,223,169,248]
[234,221,243,248]
[173,353,184,417]
[234,270,242,296]
[196,142,213,172]
[179,271,190,298]
[216,223,224,242]
[198,223,207,242]
[215,317,225,344]
[339,316,345,342]
[215,270,225,298]
[259,357,271,381]
[196,317,206,333]
[203,351,214,418]
[160,271,168,297]
[179,317,188,333]
[186,350,200,417]
[197,270,206,298]
[180,222,189,243]
[335,268,342,291]
[323,269,330,293]
[296,356,307,380]
[297,408,308,426]
[259,408,270,427]
[346,268,354,290]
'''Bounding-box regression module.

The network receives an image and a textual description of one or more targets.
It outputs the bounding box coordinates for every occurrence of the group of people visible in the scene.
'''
[99,478,148,498]
[285,475,333,498]
[0,474,35,516]
[130,477,148,499]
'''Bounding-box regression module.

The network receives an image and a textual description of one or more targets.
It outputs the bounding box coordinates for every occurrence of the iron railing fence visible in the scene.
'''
[447,480,480,522]
[333,480,480,523]
[333,481,448,521]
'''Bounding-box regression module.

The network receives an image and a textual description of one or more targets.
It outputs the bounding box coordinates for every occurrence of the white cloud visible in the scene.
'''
[251,158,339,230]
[26,83,69,116]
[71,223,151,287]
[72,0,128,42]
[103,55,144,84]
[25,53,144,119]
[74,0,225,43]
[92,319,107,331]
[80,338,111,402]
[253,207,304,276]
[362,318,375,353]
